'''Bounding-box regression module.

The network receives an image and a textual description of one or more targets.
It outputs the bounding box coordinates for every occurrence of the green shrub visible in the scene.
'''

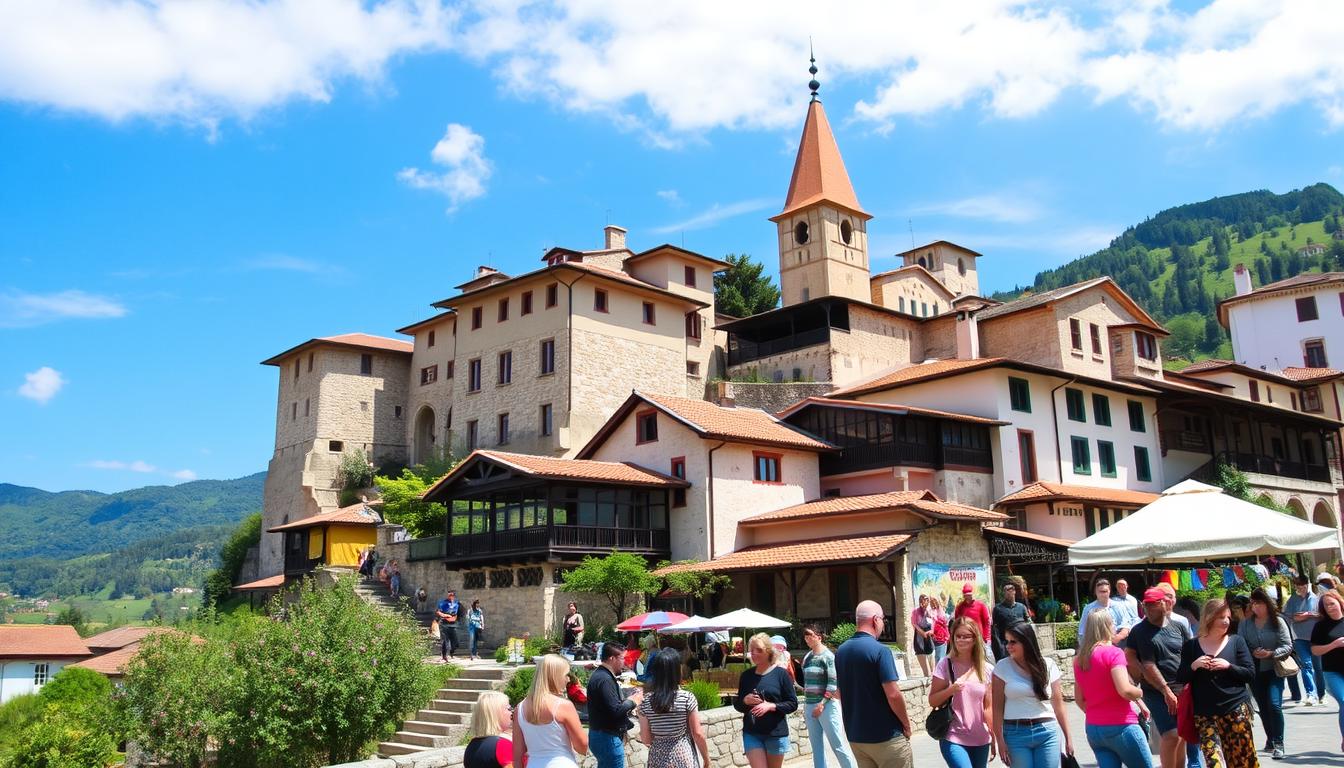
[503,668,535,707]
[4,705,119,768]
[1054,622,1079,650]
[684,680,721,711]
[494,636,547,664]
[0,695,45,764]
[337,449,375,490]
[828,622,857,647]
[38,666,112,709]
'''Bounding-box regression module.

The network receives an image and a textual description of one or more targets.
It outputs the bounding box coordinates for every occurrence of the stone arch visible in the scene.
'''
[1285,497,1308,520]
[1312,500,1337,530]
[413,405,437,466]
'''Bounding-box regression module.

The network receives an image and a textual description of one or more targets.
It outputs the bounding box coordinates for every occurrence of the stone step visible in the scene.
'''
[446,678,497,691]
[389,731,445,749]
[401,720,455,736]
[432,690,480,705]
[377,742,425,757]
[459,667,510,681]
[428,699,474,714]
[417,707,469,723]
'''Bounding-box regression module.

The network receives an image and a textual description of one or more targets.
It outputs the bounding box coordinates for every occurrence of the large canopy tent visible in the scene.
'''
[1068,480,1340,566]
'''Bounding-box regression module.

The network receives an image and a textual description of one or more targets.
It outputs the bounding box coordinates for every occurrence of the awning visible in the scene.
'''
[654,532,912,575]
[233,574,285,592]
[984,527,1076,565]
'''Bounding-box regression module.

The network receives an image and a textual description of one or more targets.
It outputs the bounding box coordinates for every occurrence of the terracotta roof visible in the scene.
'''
[83,626,171,652]
[868,265,956,299]
[261,333,413,366]
[654,532,913,574]
[772,100,870,221]
[1176,358,1234,374]
[1124,375,1344,427]
[740,491,1007,525]
[828,358,1004,397]
[976,277,1165,334]
[1218,272,1344,323]
[777,397,1009,426]
[983,526,1077,549]
[0,625,92,658]
[894,241,984,258]
[637,392,833,451]
[995,482,1158,508]
[434,261,708,311]
[233,574,286,591]
[1281,366,1344,383]
[424,450,690,501]
[72,643,142,676]
[625,244,731,269]
[1175,360,1341,387]
[268,502,383,532]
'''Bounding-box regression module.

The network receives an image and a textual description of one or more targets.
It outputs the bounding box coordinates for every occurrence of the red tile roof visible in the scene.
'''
[233,574,286,591]
[995,482,1158,508]
[83,626,171,652]
[741,491,1006,525]
[638,392,833,451]
[268,502,383,532]
[261,333,413,366]
[655,532,913,574]
[72,644,142,676]
[773,100,869,221]
[1281,366,1344,383]
[424,450,690,501]
[776,397,1008,426]
[0,625,92,658]
[827,358,1005,397]
[435,262,708,311]
[1176,358,1234,374]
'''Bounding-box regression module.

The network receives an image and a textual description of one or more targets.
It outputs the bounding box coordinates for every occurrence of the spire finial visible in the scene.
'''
[808,40,820,102]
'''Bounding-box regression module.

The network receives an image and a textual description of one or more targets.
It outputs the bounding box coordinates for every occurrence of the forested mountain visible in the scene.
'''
[0,473,263,597]
[993,183,1344,362]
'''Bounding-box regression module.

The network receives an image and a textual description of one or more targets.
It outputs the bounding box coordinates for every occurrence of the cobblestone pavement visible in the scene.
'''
[787,696,1344,768]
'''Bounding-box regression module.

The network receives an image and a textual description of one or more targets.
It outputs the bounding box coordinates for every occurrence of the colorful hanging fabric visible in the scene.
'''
[1249,564,1269,580]
[1190,569,1205,590]
[1197,568,1212,586]
[1179,570,1193,591]
[1163,570,1179,588]
[1233,565,1247,581]
[1222,567,1238,587]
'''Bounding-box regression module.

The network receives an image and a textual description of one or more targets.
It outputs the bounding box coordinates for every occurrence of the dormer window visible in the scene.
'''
[1135,332,1158,361]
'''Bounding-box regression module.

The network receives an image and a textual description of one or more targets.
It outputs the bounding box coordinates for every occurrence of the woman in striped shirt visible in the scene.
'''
[801,625,856,768]
[638,648,710,768]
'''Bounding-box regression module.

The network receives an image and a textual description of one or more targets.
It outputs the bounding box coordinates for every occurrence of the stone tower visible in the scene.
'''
[897,241,983,298]
[771,82,873,307]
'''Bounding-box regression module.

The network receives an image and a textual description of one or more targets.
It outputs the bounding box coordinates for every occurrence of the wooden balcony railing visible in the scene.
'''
[442,525,671,564]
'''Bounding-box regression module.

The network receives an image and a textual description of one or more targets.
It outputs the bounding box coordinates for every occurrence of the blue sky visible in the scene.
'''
[3,0,1343,493]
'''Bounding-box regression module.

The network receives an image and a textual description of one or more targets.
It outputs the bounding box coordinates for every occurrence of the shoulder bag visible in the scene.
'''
[1271,618,1299,678]
[924,658,957,740]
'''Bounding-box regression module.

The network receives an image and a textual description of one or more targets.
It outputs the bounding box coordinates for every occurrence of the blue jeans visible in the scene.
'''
[742,732,791,756]
[590,730,625,768]
[804,699,856,768]
[1085,723,1153,768]
[939,741,991,768]
[468,625,483,656]
[1323,671,1344,740]
[1002,720,1059,768]
[1250,669,1284,745]
[934,642,948,663]
[1293,638,1322,698]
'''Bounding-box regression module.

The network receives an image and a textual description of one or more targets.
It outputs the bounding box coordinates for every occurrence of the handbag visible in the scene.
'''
[924,658,957,741]
[1176,684,1197,745]
[1273,651,1300,678]
[430,620,441,640]
[1061,753,1081,768]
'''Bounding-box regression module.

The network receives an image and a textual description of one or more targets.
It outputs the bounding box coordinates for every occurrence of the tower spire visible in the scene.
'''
[808,42,820,102]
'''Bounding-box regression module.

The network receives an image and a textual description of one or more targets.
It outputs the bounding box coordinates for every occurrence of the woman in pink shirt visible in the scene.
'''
[912,594,937,677]
[1074,610,1152,768]
[928,617,995,768]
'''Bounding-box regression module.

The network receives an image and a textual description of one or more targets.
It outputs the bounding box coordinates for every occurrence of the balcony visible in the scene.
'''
[1225,452,1332,484]
[443,524,670,566]
[284,549,323,575]
[818,441,992,476]
[728,326,830,367]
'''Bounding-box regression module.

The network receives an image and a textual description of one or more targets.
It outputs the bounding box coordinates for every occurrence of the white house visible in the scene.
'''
[0,625,92,703]
[1220,267,1344,373]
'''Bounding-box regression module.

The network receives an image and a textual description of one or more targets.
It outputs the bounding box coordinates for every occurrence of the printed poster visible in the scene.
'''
[913,562,991,609]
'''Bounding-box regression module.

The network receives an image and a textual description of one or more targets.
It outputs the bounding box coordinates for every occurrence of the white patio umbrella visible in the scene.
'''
[656,615,728,634]
[1068,479,1340,566]
[703,607,791,662]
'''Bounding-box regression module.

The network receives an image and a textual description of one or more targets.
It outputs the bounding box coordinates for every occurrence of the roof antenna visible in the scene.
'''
[808,40,820,102]
[908,219,916,249]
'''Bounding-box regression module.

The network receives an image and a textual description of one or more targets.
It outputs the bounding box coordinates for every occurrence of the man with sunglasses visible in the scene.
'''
[836,600,913,768]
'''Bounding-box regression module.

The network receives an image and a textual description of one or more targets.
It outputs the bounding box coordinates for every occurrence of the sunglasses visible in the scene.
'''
[1004,638,1021,646]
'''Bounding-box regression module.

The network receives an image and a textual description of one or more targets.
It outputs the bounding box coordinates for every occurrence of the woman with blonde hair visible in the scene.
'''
[1073,610,1151,768]
[466,690,515,768]
[929,617,995,768]
[514,654,588,768]
[735,632,798,768]
[1176,599,1258,768]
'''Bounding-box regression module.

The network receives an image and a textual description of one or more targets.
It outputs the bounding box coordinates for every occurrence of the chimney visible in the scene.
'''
[955,310,980,360]
[476,265,499,280]
[604,225,628,251]
[1233,263,1253,296]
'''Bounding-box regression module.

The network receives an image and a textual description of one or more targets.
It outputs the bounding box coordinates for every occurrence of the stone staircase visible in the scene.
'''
[378,665,514,756]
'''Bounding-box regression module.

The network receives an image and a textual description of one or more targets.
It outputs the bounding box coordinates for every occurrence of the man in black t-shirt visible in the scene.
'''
[1127,588,1198,768]
[990,582,1029,660]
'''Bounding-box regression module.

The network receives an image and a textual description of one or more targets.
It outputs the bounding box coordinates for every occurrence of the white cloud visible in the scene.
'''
[0,0,455,129]
[398,123,491,212]
[18,366,64,404]
[0,289,127,327]
[171,469,199,481]
[656,189,682,206]
[908,194,1046,224]
[242,254,330,273]
[650,198,774,234]
[86,458,197,480]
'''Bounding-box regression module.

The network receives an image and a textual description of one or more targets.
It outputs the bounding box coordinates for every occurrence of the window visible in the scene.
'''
[1065,388,1086,422]
[636,410,658,444]
[1070,318,1083,351]
[670,457,687,507]
[427,330,436,348]
[840,219,853,244]
[794,221,809,244]
[686,361,701,376]
[932,303,939,315]
[1134,446,1152,482]
[899,297,905,313]
[1090,323,1103,355]
[420,365,438,385]
[307,353,313,372]
[958,257,966,276]
[1296,296,1319,322]
[394,405,402,419]
[1092,393,1111,426]
[1071,437,1091,475]
[328,440,344,452]
[468,359,482,392]
[921,301,928,316]
[546,283,558,308]
[1098,441,1116,477]
[498,298,509,322]
[540,339,555,375]
[360,354,372,375]
[1249,380,1260,402]
[1305,340,1328,368]
[471,306,483,330]
[1008,377,1031,412]
[1018,430,1037,483]
[684,265,697,287]
[497,413,510,445]
[1267,386,1273,403]
[1127,400,1146,432]
[446,360,454,379]
[466,420,478,451]
[642,302,656,325]
[304,398,310,417]
[1135,332,1157,361]
[294,359,300,379]
[753,452,782,484]
[291,402,297,421]
[594,288,608,313]
[33,664,49,687]
[521,291,533,315]
[1303,386,1324,412]
[540,403,553,436]
[498,351,512,384]
[685,312,701,339]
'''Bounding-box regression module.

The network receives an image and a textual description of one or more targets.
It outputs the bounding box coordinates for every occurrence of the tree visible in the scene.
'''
[3,668,120,767]
[657,562,732,613]
[714,253,780,318]
[374,469,449,539]
[203,512,262,606]
[51,606,88,637]
[561,551,661,620]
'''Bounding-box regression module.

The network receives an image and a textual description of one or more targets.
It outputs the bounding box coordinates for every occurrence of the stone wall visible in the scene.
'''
[712,381,835,414]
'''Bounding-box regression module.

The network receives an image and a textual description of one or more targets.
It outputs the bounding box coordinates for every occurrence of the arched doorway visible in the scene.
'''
[414,406,436,466]
[1311,501,1342,568]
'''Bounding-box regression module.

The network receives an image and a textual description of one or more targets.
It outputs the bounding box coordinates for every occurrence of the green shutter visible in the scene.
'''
[1009,377,1031,413]
[1128,400,1146,432]
[1071,437,1091,474]
[1134,446,1152,482]
[1099,441,1116,477]
[1066,388,1086,422]
[1093,394,1111,426]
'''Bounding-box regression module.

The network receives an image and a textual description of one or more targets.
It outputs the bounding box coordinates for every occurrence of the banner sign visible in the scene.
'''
[913,562,991,607]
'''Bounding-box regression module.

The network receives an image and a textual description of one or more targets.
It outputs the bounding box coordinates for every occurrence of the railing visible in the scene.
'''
[942,446,993,468]
[443,525,671,562]
[728,327,829,366]
[819,441,991,476]
[284,551,322,574]
[407,535,446,562]
[1205,451,1332,484]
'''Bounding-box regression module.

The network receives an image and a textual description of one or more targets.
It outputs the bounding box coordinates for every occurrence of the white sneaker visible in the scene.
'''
[1305,695,1318,706]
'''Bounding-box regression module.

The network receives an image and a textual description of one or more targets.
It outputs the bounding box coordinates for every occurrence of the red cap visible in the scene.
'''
[962,583,974,593]
[1142,588,1166,604]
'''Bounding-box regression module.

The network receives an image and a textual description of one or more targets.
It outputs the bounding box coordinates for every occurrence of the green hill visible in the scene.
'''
[994,183,1344,363]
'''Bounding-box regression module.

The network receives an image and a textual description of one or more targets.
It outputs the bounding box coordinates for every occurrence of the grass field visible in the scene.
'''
[3,591,201,630]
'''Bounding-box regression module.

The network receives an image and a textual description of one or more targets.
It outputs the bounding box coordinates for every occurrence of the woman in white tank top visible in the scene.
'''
[514,654,589,768]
